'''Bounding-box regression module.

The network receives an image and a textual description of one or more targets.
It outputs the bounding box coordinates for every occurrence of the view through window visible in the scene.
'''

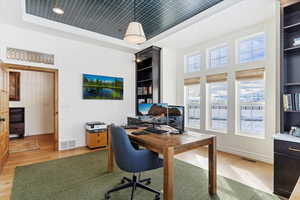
[208,82,228,132]
[184,83,200,129]
[186,54,201,73]
[208,45,228,68]
[237,79,265,136]
[239,34,265,63]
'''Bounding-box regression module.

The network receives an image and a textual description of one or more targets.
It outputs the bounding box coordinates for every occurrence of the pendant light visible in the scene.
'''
[52,0,64,15]
[124,0,146,44]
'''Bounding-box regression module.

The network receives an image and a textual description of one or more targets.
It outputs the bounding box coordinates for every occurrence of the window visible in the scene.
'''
[184,78,201,129]
[236,68,265,137]
[186,54,201,73]
[207,73,228,132]
[208,45,229,68]
[238,33,265,63]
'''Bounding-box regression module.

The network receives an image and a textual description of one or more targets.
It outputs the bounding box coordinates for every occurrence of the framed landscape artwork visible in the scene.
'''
[83,74,124,100]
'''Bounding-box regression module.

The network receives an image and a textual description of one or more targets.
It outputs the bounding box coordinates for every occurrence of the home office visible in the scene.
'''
[0,0,299,200]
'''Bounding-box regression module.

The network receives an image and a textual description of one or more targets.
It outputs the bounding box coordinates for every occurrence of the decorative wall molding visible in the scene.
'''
[6,48,54,65]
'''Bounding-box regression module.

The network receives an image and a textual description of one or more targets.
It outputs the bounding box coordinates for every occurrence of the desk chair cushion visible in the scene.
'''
[111,126,163,173]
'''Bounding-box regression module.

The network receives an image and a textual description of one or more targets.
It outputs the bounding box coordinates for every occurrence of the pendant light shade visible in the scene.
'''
[124,22,146,44]
[124,0,146,44]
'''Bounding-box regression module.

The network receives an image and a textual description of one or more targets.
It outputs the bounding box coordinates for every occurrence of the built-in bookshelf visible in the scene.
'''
[135,46,161,113]
[281,0,300,132]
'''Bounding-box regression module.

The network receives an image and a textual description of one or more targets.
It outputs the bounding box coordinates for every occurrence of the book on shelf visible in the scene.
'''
[138,99,145,104]
[137,86,152,95]
[283,93,300,111]
[148,86,152,95]
[146,98,153,103]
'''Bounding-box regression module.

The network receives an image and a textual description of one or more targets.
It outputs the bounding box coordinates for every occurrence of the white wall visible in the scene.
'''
[9,69,54,136]
[174,19,277,164]
[161,48,178,105]
[0,23,135,149]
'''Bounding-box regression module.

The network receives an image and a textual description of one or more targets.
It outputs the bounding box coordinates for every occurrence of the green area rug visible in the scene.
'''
[11,151,279,200]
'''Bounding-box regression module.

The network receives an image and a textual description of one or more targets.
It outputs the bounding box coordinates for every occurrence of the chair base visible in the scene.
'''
[105,174,161,200]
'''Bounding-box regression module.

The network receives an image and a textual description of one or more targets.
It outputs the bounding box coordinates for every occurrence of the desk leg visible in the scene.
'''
[107,127,114,173]
[163,147,174,200]
[208,137,217,195]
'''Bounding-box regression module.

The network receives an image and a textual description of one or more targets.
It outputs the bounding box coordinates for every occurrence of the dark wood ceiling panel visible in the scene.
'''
[26,0,223,40]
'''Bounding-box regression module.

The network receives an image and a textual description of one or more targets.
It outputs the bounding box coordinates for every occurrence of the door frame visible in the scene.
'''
[0,62,9,173]
[5,63,59,151]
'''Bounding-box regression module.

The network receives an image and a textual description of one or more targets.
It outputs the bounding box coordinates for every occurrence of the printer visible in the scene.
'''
[85,121,107,132]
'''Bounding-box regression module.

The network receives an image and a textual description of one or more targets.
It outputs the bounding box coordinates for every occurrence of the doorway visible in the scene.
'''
[6,63,59,152]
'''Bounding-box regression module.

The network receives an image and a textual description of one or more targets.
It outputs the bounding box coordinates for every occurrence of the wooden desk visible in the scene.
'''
[106,128,217,200]
[290,177,300,200]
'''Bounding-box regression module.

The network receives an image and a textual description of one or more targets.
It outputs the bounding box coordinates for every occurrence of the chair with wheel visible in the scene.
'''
[105,126,163,200]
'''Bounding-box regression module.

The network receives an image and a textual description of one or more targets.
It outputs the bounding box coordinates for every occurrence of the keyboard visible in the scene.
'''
[144,127,168,134]
[121,125,139,129]
[131,131,149,135]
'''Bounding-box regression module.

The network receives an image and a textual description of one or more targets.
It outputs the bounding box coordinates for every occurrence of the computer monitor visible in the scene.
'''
[137,103,168,124]
[168,105,184,133]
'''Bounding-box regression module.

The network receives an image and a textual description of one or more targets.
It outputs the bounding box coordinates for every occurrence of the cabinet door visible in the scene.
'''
[87,133,98,148]
[97,132,107,146]
[274,153,300,197]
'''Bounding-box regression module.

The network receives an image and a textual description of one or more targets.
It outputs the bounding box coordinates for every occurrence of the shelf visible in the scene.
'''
[137,94,152,97]
[284,22,300,32]
[285,110,300,113]
[137,79,152,83]
[284,45,300,53]
[285,82,300,86]
[137,66,152,72]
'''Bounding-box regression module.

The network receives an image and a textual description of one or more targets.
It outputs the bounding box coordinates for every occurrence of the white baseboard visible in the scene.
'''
[217,145,273,164]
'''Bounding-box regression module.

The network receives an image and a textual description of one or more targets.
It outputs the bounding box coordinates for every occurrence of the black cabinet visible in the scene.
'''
[9,107,25,139]
[135,46,161,114]
[274,137,300,198]
[277,0,300,197]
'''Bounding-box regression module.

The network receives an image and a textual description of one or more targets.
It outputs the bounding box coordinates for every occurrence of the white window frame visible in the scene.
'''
[235,78,266,139]
[184,53,202,74]
[206,43,229,69]
[206,81,228,133]
[236,32,266,64]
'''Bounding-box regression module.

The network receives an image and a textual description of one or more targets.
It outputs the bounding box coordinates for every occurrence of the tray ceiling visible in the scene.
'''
[25,0,223,40]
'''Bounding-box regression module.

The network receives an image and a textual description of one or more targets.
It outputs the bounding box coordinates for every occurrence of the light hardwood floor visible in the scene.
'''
[0,134,273,200]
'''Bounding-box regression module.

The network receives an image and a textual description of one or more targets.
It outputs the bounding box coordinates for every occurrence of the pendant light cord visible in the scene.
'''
[134,0,136,22]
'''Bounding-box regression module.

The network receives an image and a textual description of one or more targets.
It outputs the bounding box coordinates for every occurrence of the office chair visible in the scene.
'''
[105,126,163,200]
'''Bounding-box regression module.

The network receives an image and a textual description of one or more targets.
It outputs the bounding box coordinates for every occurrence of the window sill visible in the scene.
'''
[206,129,227,134]
[186,127,201,132]
[236,132,265,139]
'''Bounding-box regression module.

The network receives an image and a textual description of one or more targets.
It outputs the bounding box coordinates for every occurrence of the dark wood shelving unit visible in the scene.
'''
[276,1,300,198]
[135,46,161,114]
[281,0,300,132]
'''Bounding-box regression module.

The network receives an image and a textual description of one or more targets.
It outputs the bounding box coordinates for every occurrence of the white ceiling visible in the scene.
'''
[154,0,276,49]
